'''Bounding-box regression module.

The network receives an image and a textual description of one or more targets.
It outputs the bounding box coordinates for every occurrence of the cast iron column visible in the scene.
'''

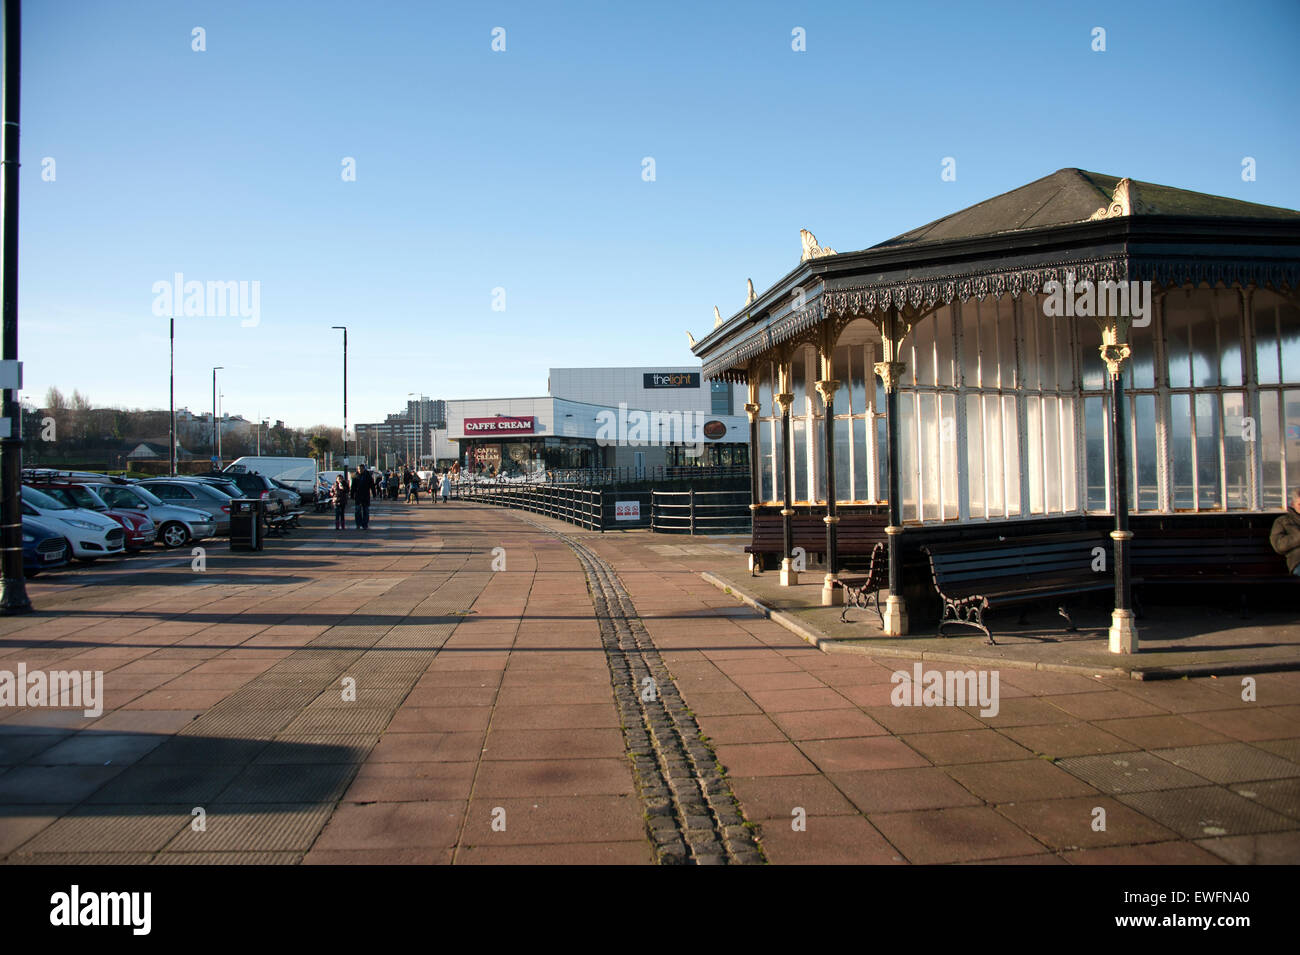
[776,389,797,585]
[744,399,761,572]
[1105,334,1138,652]
[876,321,909,635]
[818,378,840,605]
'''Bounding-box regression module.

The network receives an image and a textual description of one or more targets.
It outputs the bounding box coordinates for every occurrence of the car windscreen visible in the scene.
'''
[193,483,234,500]
[130,485,164,505]
[63,485,108,510]
[21,486,69,510]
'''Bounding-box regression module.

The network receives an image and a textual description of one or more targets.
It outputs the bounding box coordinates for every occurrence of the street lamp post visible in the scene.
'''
[211,366,223,469]
[169,317,176,476]
[332,326,348,467]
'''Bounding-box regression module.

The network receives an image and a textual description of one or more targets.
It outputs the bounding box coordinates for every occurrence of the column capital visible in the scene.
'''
[744,402,761,423]
[873,361,906,393]
[774,392,794,414]
[814,378,839,408]
[1098,322,1132,379]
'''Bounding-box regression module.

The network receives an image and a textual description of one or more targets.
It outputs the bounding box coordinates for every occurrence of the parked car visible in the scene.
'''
[269,478,302,509]
[223,456,317,497]
[22,514,70,576]
[26,480,157,550]
[20,486,125,561]
[200,471,294,516]
[87,482,216,548]
[135,478,235,535]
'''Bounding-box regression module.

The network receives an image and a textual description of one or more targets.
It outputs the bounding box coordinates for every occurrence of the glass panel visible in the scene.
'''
[1131,332,1155,390]
[1003,395,1021,515]
[900,394,918,522]
[833,345,851,413]
[1195,392,1221,509]
[1286,390,1300,502]
[758,361,774,416]
[873,415,886,504]
[935,306,955,387]
[980,301,998,390]
[759,419,775,502]
[913,320,934,387]
[966,394,985,518]
[1218,294,1243,387]
[812,417,826,502]
[1222,392,1248,509]
[984,394,1004,517]
[999,298,1017,389]
[1023,301,1041,392]
[1080,319,1106,391]
[941,393,958,520]
[849,346,867,414]
[1044,395,1061,513]
[1027,395,1043,514]
[1167,296,1193,389]
[1170,393,1194,509]
[834,415,852,503]
[792,350,809,417]
[1056,316,1076,390]
[1260,391,1283,509]
[1085,395,1107,511]
[959,300,980,387]
[919,393,939,521]
[1281,304,1300,383]
[1134,394,1158,511]
[852,416,869,502]
[793,417,808,502]
[1190,300,1219,388]
[1060,396,1077,511]
[1255,303,1281,386]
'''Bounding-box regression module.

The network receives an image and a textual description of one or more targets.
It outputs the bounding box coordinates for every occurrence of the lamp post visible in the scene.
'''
[332,326,348,467]
[169,317,175,476]
[0,0,32,613]
[211,366,223,468]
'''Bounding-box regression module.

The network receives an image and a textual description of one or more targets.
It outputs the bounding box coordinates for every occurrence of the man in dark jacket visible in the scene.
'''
[352,465,374,530]
[1269,487,1300,574]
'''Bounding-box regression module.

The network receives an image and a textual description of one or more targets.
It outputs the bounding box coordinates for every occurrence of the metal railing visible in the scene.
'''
[651,489,752,534]
[455,465,749,487]
[454,481,604,531]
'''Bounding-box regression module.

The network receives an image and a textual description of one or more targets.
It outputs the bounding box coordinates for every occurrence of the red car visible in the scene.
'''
[27,480,158,550]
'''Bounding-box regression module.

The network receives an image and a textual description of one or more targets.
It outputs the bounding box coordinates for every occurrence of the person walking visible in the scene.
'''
[403,467,413,503]
[330,473,349,530]
[410,469,421,504]
[428,469,438,505]
[440,468,451,503]
[352,465,373,529]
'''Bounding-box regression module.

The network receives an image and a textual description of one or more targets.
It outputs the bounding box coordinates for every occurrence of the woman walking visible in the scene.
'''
[440,468,451,503]
[330,473,349,530]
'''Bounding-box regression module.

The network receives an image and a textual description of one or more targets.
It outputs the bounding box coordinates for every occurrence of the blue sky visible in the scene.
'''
[18,0,1300,429]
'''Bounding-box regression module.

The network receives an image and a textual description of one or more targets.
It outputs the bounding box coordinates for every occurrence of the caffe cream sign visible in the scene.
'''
[464,416,536,434]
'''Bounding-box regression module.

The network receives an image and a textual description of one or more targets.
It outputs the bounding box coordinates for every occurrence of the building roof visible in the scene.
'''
[876,168,1300,248]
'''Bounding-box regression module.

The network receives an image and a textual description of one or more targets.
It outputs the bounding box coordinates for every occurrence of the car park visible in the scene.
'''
[223,456,317,497]
[22,514,70,576]
[136,478,234,535]
[201,471,295,517]
[20,486,126,561]
[87,482,217,548]
[25,480,157,550]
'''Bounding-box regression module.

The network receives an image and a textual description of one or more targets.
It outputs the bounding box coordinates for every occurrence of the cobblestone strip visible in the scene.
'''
[499,510,763,864]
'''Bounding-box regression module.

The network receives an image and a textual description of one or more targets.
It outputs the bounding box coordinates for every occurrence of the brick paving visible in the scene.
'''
[0,499,1297,863]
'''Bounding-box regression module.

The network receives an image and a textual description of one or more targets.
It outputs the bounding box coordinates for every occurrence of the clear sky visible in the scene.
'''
[18,0,1300,429]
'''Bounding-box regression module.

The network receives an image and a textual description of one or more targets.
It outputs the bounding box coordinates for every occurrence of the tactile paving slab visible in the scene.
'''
[1057,751,1210,793]
[1119,785,1297,839]
[162,803,333,852]
[17,808,192,853]
[214,763,360,804]
[1153,743,1300,784]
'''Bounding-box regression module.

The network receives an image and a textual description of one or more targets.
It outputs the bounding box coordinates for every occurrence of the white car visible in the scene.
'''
[21,485,125,561]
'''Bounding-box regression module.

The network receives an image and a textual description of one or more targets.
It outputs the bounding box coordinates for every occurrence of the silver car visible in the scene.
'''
[136,478,234,535]
[90,482,217,548]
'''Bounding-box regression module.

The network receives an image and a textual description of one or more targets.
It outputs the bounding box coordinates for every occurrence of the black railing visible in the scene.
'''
[454,481,604,531]
[456,465,749,487]
[650,489,752,534]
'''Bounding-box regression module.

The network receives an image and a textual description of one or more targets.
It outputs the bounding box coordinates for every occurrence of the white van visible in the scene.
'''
[224,456,318,495]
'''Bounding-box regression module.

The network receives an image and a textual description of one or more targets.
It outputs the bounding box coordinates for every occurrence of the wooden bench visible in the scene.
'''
[833,543,887,625]
[1129,526,1294,613]
[265,509,303,536]
[922,532,1112,645]
[745,513,888,574]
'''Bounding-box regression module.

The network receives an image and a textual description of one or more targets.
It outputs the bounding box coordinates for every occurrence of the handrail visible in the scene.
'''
[650,489,751,535]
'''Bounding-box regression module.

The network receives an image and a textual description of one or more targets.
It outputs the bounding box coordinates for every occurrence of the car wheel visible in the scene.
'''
[160,522,190,548]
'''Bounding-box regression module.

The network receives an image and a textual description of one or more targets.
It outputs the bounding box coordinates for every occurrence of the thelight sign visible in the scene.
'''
[614,501,641,521]
[464,416,535,434]
[643,372,700,389]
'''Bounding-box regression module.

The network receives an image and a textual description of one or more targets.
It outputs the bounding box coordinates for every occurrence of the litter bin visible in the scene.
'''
[229,498,265,551]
